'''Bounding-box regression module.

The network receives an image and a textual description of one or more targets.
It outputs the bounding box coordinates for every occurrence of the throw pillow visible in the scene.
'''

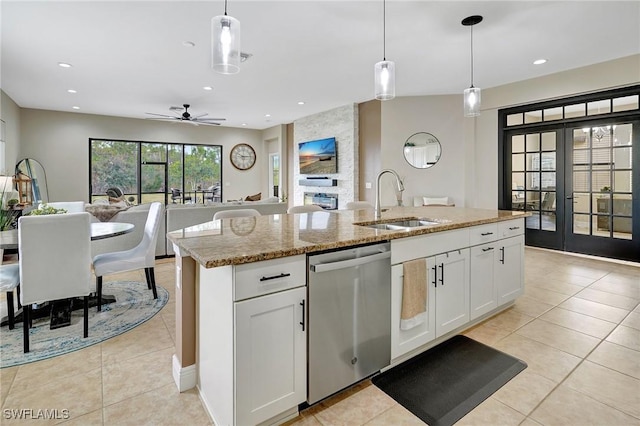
[244,192,262,202]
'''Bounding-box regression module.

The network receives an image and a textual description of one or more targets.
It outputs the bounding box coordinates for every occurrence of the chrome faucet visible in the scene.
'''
[375,169,405,219]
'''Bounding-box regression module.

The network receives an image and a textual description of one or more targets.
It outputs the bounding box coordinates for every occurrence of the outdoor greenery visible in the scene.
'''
[90,140,222,203]
[27,205,67,215]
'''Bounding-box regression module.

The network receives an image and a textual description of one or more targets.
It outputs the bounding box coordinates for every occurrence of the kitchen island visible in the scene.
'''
[167,206,528,425]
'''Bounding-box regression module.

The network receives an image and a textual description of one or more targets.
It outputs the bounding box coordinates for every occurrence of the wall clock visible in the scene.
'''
[230,143,256,170]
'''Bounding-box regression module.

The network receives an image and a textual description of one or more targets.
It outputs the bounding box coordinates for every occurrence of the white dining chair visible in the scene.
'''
[287,205,323,214]
[19,212,92,353]
[344,201,374,210]
[92,202,162,311]
[0,263,20,330]
[39,201,85,213]
[213,208,261,220]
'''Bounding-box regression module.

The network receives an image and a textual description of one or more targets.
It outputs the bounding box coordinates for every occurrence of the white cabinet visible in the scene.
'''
[391,229,470,360]
[469,219,525,320]
[235,286,306,426]
[198,256,307,426]
[470,243,498,320]
[433,249,470,336]
[496,235,525,305]
[391,261,436,359]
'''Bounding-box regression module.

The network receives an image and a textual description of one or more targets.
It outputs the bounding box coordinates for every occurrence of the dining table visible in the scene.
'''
[0,221,135,328]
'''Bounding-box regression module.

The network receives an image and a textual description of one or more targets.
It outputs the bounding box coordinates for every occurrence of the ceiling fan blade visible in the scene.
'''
[146,112,178,118]
[146,117,178,121]
[193,112,209,118]
[195,117,226,121]
[194,121,221,126]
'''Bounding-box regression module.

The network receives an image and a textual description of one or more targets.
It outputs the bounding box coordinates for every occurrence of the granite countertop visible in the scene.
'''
[167,206,529,268]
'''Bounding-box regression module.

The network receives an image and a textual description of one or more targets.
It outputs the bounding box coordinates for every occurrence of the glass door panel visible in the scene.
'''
[565,121,637,260]
[508,129,562,249]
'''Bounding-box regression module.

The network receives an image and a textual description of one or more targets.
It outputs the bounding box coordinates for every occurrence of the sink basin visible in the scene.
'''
[360,218,445,231]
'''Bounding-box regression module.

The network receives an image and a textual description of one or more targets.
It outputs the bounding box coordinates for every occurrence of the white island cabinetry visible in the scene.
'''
[198,255,307,426]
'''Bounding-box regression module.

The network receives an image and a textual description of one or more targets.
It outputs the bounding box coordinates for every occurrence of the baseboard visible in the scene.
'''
[172,354,197,392]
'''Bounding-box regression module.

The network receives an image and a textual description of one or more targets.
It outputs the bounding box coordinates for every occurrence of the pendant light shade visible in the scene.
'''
[212,1,240,75]
[375,60,395,100]
[462,15,482,117]
[374,0,395,101]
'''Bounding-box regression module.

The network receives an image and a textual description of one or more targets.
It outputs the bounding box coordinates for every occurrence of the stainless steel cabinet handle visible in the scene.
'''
[260,272,291,282]
[299,300,305,331]
[481,232,494,236]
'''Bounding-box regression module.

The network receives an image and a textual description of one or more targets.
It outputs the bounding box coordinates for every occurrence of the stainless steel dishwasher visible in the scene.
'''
[307,242,391,404]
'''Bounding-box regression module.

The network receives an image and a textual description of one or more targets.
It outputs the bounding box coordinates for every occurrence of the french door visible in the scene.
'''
[504,120,639,261]
[564,120,638,260]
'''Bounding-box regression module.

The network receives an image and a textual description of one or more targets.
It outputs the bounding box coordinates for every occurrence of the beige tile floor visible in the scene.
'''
[1,248,638,425]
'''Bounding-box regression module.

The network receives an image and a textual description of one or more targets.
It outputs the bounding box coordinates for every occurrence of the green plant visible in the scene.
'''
[27,205,68,215]
[7,199,19,207]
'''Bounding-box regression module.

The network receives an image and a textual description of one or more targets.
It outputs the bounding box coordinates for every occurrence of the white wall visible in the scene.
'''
[468,54,640,209]
[293,104,358,209]
[380,95,465,208]
[0,91,21,176]
[18,108,265,202]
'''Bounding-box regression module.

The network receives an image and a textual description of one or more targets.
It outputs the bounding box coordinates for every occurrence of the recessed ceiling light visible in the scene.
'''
[265,114,271,118]
[183,41,195,47]
[72,106,80,110]
[203,86,213,91]
[297,101,305,105]
[58,62,72,68]
[67,89,77,94]
[241,123,247,126]
[533,59,547,65]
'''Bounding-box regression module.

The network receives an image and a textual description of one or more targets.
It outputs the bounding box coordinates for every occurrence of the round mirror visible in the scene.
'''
[403,132,442,169]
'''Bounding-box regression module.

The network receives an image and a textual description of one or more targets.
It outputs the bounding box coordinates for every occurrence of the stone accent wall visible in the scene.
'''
[292,103,358,209]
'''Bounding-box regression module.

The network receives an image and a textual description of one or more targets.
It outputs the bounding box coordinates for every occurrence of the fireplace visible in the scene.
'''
[304,192,338,210]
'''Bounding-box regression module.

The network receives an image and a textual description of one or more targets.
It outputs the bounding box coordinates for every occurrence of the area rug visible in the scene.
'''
[0,281,169,368]
[372,335,527,426]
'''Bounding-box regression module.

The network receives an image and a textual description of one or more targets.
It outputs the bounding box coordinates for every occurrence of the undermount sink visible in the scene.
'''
[360,218,446,231]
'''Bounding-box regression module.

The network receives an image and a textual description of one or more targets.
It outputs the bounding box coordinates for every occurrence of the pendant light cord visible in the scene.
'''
[383,0,386,61]
[470,25,474,87]
[224,0,228,16]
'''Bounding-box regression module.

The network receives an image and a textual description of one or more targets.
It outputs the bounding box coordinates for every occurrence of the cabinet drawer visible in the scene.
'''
[469,223,499,246]
[498,219,524,238]
[234,255,306,301]
[391,228,469,264]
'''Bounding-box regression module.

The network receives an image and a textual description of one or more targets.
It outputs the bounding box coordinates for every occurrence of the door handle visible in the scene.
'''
[432,265,437,287]
[299,300,305,331]
[566,196,574,200]
[438,264,444,286]
[500,247,505,264]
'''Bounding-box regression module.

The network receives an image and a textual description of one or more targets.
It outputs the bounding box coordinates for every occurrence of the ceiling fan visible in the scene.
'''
[145,104,226,126]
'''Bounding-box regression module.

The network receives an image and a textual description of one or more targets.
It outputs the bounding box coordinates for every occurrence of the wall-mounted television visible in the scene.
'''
[298,137,337,175]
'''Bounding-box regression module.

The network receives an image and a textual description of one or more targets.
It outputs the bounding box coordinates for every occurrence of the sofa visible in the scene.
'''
[88,200,287,258]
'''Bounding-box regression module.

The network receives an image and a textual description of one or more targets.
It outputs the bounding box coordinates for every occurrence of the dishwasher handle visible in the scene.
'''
[310,251,391,273]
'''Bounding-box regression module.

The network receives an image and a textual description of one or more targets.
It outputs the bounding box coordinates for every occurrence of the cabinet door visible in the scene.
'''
[496,235,525,305]
[390,259,436,360]
[235,286,306,426]
[469,243,498,320]
[435,249,470,337]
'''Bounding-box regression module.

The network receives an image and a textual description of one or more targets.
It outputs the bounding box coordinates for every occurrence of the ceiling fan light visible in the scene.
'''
[211,14,240,74]
[374,60,395,101]
[464,86,481,117]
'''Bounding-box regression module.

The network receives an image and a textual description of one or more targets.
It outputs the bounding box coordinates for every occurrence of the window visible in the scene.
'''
[90,139,222,204]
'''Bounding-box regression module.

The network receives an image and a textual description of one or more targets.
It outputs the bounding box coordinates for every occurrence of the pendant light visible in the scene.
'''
[212,0,240,74]
[462,15,483,117]
[374,0,395,100]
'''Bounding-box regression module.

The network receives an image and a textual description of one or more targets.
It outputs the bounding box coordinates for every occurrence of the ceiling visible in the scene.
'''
[2,1,639,130]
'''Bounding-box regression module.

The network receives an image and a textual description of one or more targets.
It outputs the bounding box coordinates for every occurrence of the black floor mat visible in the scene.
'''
[372,335,527,426]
